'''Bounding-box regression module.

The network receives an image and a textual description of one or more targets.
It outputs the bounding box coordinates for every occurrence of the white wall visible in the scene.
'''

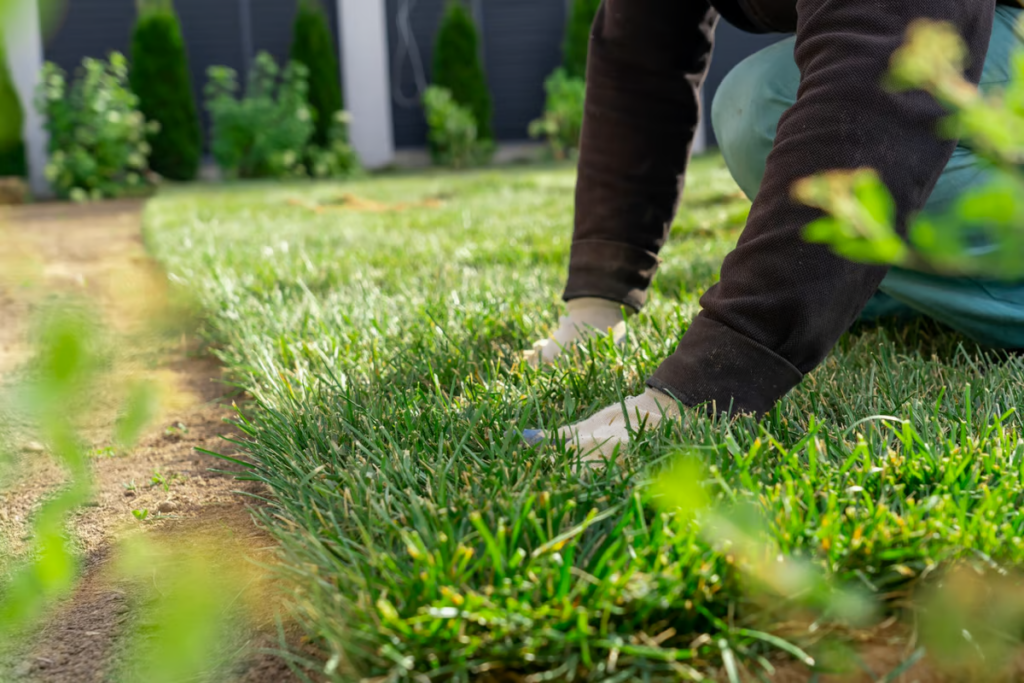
[3,0,49,197]
[337,0,395,169]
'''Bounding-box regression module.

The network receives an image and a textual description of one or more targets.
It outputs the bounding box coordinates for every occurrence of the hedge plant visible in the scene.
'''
[563,0,600,80]
[0,39,26,177]
[289,0,343,148]
[432,1,492,142]
[129,0,202,181]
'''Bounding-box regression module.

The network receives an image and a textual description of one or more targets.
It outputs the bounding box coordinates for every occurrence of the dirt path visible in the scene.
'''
[0,201,301,683]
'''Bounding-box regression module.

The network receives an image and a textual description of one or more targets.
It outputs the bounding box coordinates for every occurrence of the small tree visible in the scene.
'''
[129,0,202,181]
[289,0,343,148]
[0,40,26,177]
[563,0,600,80]
[432,1,492,141]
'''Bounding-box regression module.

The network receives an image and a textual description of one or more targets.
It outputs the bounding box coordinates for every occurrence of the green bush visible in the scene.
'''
[130,1,202,181]
[289,0,343,148]
[35,53,156,201]
[0,40,26,177]
[431,1,492,142]
[307,109,360,179]
[204,52,314,179]
[423,85,491,168]
[529,68,585,160]
[563,0,600,80]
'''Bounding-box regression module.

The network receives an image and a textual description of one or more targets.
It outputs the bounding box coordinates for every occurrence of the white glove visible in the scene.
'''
[522,388,681,465]
[523,297,629,367]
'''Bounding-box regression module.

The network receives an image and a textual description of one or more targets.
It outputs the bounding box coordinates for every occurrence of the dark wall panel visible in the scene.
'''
[251,0,297,65]
[386,0,566,148]
[481,0,565,141]
[43,0,135,71]
[175,0,247,143]
[385,0,447,148]
[43,0,343,148]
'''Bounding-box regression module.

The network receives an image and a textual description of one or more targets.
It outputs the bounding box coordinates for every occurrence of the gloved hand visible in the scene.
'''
[523,297,629,367]
[522,387,681,465]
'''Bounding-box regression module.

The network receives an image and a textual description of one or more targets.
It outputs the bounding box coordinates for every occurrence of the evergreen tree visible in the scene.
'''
[432,1,493,141]
[0,39,26,177]
[563,0,600,80]
[129,0,202,181]
[289,0,343,147]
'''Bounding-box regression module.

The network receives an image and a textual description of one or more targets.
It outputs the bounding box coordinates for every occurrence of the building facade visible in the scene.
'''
[4,0,785,193]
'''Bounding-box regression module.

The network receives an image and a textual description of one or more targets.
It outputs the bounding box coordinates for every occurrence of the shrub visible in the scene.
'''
[307,109,360,179]
[35,53,156,201]
[529,68,585,160]
[423,85,491,168]
[563,0,600,80]
[289,0,343,148]
[0,40,26,177]
[204,52,314,179]
[432,1,492,142]
[129,0,202,181]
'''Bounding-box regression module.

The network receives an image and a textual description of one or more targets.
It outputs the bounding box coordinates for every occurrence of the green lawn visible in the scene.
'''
[145,156,1024,681]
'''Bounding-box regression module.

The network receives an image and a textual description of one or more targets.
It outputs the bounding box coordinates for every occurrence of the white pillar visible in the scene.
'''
[338,0,395,169]
[4,0,50,198]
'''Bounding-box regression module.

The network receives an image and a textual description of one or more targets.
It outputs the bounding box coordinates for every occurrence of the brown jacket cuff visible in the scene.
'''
[562,238,660,311]
[647,314,803,417]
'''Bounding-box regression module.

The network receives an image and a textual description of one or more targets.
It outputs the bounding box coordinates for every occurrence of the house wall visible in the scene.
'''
[386,0,566,147]
[42,0,341,143]
[36,0,787,162]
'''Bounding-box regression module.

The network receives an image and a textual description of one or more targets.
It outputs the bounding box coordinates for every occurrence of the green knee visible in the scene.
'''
[711,37,798,203]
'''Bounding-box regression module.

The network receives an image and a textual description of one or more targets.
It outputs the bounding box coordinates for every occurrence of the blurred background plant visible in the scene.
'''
[35,52,156,201]
[427,0,493,166]
[290,0,342,151]
[129,0,202,182]
[795,19,1024,279]
[529,68,585,161]
[306,109,361,179]
[562,0,599,81]
[422,84,492,169]
[204,51,359,181]
[204,52,314,180]
[0,38,27,179]
[530,0,597,163]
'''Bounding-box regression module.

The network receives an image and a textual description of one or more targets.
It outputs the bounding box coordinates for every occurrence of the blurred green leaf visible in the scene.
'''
[649,451,709,518]
[114,380,158,451]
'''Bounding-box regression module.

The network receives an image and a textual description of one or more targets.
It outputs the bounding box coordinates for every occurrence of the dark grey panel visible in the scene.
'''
[705,20,789,146]
[481,0,565,141]
[175,0,247,146]
[251,0,297,65]
[43,0,135,71]
[386,0,447,148]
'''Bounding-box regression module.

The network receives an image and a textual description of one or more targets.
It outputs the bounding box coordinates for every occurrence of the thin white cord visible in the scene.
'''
[392,0,429,107]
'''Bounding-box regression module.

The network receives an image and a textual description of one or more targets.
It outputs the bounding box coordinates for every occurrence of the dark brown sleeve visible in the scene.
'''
[650,0,995,416]
[563,0,718,311]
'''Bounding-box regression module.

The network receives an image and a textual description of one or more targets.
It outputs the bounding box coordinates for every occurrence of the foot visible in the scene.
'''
[523,298,629,367]
[522,388,681,464]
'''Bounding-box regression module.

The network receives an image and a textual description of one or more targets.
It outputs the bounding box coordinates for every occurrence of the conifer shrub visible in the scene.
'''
[563,0,600,80]
[431,1,492,142]
[289,0,343,148]
[0,40,26,177]
[129,0,202,181]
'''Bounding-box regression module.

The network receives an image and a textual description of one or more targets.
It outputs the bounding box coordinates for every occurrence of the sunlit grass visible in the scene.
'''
[145,156,1024,680]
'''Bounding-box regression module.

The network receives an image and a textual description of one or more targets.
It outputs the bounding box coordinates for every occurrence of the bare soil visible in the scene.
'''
[0,200,304,683]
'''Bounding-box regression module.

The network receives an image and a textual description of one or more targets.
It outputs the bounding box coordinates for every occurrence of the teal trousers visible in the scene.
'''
[712,6,1024,349]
